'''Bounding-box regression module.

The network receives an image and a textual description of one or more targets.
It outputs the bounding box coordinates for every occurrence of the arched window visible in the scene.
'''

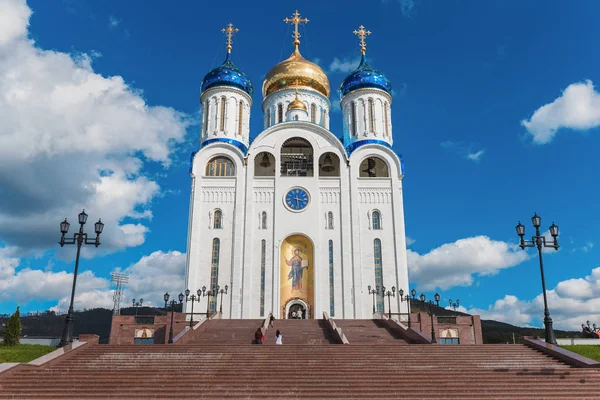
[210,238,220,313]
[280,137,313,177]
[254,152,275,177]
[203,100,209,136]
[384,101,389,137]
[374,239,384,313]
[267,111,271,127]
[310,104,317,123]
[238,101,244,136]
[372,211,381,230]
[206,157,235,176]
[322,109,327,127]
[219,97,226,131]
[260,240,266,317]
[327,212,334,230]
[329,240,335,317]
[319,152,340,177]
[261,212,267,229]
[368,98,375,132]
[277,103,283,123]
[350,101,357,136]
[213,210,222,229]
[359,157,389,178]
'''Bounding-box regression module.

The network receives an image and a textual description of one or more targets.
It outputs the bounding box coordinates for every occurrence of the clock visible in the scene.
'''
[284,187,310,212]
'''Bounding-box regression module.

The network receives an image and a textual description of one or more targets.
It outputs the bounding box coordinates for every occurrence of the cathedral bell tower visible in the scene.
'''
[199,24,253,153]
[340,26,393,153]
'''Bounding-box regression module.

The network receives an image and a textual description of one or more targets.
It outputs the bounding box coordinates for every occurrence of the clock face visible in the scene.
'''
[284,187,310,212]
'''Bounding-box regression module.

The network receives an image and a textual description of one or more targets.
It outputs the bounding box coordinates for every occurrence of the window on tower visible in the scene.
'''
[374,239,384,313]
[254,152,275,177]
[210,238,220,313]
[213,209,222,229]
[368,98,375,133]
[372,210,381,230]
[310,104,317,123]
[261,212,267,229]
[327,212,334,230]
[206,156,235,177]
[350,101,357,136]
[384,101,390,137]
[359,157,389,178]
[280,137,313,177]
[219,97,226,131]
[238,101,244,136]
[277,103,283,123]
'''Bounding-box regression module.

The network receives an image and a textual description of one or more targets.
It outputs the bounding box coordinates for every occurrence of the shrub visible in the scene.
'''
[3,307,22,346]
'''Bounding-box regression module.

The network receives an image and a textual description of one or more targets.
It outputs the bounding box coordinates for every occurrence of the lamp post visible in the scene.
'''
[383,286,396,319]
[217,285,229,314]
[203,285,218,317]
[163,292,184,344]
[516,213,559,345]
[434,293,440,307]
[57,210,104,348]
[449,299,460,312]
[419,294,437,343]
[411,288,417,299]
[132,298,143,317]
[184,289,202,328]
[368,285,379,314]
[398,289,411,328]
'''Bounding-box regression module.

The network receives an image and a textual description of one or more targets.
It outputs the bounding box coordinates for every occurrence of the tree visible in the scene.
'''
[3,306,22,346]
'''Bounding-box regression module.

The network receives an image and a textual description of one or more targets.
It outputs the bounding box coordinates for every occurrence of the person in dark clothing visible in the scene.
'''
[254,328,264,344]
[269,312,275,328]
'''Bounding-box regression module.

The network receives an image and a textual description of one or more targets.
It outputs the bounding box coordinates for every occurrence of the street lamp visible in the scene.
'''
[434,293,440,307]
[217,285,229,314]
[57,210,104,348]
[184,289,202,328]
[398,289,412,328]
[202,285,218,317]
[449,299,460,312]
[419,294,437,343]
[132,298,143,316]
[515,213,559,345]
[163,292,184,344]
[383,286,396,319]
[367,285,379,314]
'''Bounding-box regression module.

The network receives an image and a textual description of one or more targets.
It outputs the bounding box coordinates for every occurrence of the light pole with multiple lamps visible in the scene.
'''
[184,289,202,328]
[367,285,379,314]
[164,292,184,344]
[398,289,412,328]
[132,298,143,316]
[516,213,559,345]
[203,286,217,317]
[217,285,229,314]
[449,299,460,312]
[57,210,104,348]
[419,293,437,344]
[383,287,396,318]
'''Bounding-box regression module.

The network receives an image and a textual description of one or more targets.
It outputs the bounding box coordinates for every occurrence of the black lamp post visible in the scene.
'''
[411,288,417,299]
[449,299,460,312]
[203,285,218,317]
[217,285,229,314]
[398,289,412,328]
[164,292,184,344]
[516,213,559,345]
[419,294,437,343]
[434,293,440,307]
[132,298,143,316]
[184,289,202,328]
[383,286,396,318]
[57,210,104,348]
[368,285,379,314]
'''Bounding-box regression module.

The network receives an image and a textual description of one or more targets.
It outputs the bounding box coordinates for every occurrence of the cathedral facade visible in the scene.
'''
[184,13,410,320]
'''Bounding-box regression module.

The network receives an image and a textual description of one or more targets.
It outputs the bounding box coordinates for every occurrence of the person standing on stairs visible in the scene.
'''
[275,330,283,345]
[269,312,275,328]
[254,328,264,344]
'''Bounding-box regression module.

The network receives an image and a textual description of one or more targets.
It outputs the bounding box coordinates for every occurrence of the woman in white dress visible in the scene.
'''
[275,330,283,345]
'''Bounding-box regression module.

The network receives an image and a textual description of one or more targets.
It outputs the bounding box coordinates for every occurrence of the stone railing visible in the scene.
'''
[322,312,349,344]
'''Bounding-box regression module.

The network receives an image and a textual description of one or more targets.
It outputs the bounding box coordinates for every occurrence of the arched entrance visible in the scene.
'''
[279,235,314,319]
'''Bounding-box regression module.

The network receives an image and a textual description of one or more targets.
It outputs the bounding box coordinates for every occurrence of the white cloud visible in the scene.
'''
[0,0,190,255]
[408,236,530,290]
[108,16,120,28]
[522,80,600,144]
[328,56,360,74]
[468,267,600,330]
[406,236,415,246]
[466,149,485,162]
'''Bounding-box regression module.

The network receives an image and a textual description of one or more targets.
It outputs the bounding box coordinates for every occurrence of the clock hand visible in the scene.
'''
[294,196,300,207]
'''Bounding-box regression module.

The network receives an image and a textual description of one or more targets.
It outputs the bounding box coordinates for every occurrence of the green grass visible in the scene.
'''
[562,345,600,362]
[0,344,56,363]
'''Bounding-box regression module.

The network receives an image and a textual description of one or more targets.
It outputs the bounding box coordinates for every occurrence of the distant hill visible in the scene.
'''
[0,304,582,344]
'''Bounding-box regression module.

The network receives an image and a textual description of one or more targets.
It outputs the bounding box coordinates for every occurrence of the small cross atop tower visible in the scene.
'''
[284,10,309,49]
[222,23,239,54]
[353,25,371,55]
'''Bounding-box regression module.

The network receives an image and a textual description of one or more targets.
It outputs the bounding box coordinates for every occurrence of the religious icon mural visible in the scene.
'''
[280,235,313,318]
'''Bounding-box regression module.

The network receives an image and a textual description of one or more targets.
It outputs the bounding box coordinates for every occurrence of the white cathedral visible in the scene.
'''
[184,12,410,320]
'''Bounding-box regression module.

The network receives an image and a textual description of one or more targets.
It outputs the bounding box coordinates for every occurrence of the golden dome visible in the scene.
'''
[262,48,330,98]
[288,89,307,111]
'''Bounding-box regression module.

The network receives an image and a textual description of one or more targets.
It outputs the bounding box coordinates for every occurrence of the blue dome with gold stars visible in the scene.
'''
[201,53,253,97]
[339,54,391,98]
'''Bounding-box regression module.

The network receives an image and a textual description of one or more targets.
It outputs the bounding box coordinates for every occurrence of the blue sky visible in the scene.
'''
[1,0,599,329]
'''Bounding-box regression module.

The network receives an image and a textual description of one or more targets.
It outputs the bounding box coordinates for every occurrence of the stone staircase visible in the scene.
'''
[188,318,264,345]
[333,319,409,344]
[2,342,600,399]
[264,319,339,344]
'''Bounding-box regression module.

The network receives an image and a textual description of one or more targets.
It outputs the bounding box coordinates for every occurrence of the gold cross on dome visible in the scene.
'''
[222,23,239,53]
[353,25,371,55]
[284,10,309,48]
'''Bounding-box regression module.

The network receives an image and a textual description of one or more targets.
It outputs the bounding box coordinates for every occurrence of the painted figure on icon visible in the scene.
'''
[286,248,309,290]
